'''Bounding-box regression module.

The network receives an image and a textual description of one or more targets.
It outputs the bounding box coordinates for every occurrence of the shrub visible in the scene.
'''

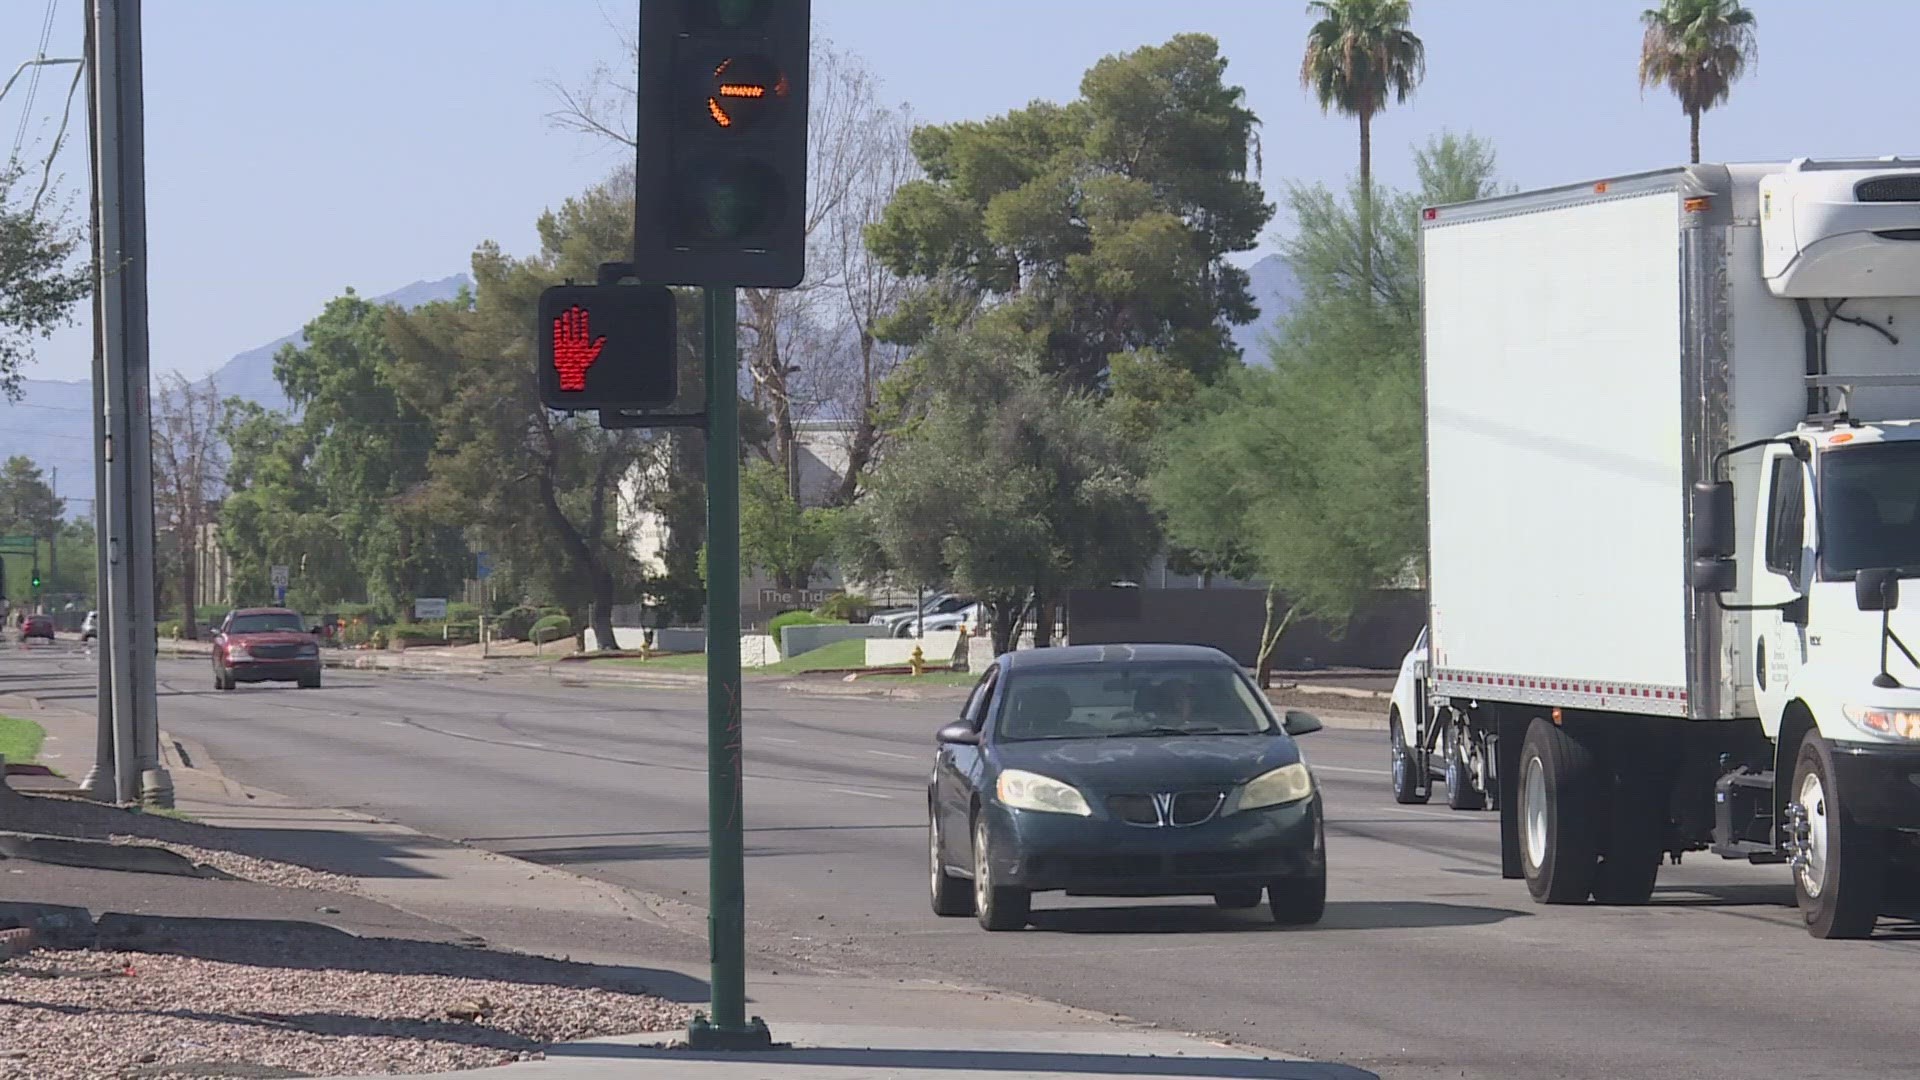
[531,614,572,645]
[812,593,871,622]
[496,605,543,641]
[447,602,482,622]
[768,610,833,655]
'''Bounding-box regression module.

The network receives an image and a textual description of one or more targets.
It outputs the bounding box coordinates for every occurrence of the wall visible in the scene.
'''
[1065,588,1426,671]
[780,622,884,659]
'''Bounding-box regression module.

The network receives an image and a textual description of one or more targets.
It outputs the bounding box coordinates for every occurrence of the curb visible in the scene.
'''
[0,831,230,879]
[0,926,35,960]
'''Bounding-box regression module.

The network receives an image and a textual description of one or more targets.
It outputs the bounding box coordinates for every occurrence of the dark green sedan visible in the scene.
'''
[928,644,1327,931]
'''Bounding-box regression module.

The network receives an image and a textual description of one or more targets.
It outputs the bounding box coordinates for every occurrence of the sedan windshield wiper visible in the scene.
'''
[1107,726,1257,738]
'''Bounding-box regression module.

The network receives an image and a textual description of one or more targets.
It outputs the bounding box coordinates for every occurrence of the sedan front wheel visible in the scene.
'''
[972,817,1029,931]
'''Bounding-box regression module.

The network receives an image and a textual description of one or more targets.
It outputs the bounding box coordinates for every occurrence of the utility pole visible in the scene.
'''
[86,0,169,807]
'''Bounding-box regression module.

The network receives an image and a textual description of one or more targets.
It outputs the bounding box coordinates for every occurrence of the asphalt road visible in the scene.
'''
[7,643,1919,1080]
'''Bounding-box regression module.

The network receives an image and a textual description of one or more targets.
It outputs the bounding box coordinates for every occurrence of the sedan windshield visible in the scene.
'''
[1820,442,1920,578]
[996,664,1275,742]
[228,612,306,634]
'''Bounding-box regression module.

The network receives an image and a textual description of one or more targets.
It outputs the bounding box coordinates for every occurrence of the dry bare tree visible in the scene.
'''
[152,373,227,638]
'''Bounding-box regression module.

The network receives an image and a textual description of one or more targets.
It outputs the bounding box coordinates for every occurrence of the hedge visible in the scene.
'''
[531,614,572,645]
[768,609,832,649]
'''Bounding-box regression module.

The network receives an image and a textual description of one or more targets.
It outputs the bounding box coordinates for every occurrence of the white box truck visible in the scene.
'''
[1399,158,1920,938]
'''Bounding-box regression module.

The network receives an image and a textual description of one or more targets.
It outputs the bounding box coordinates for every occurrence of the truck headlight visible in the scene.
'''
[995,769,1092,816]
[298,644,319,657]
[1842,704,1920,740]
[1235,763,1315,811]
[228,645,250,660]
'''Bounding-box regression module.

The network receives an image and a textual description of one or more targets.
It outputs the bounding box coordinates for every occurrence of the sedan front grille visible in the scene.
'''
[1169,791,1224,827]
[1108,795,1161,826]
[1105,790,1225,827]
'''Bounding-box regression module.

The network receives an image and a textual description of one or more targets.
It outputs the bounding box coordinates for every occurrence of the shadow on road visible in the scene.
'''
[1026,899,1527,935]
[1650,883,1793,908]
[555,1041,1379,1079]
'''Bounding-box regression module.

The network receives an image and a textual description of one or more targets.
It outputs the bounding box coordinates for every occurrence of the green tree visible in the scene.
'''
[1299,0,1425,285]
[1638,0,1757,164]
[1154,132,1498,628]
[0,455,63,542]
[274,291,469,616]
[866,34,1271,392]
[384,174,669,650]
[844,325,1161,654]
[0,161,90,400]
[740,461,836,591]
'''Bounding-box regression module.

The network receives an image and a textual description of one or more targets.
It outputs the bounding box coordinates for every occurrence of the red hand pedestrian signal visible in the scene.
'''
[551,305,606,391]
[536,285,678,412]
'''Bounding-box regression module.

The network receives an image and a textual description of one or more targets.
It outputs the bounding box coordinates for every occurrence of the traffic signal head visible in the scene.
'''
[536,284,680,411]
[30,573,40,590]
[635,0,811,288]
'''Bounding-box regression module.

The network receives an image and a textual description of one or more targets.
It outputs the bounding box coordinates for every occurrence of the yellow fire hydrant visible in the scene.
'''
[909,644,926,677]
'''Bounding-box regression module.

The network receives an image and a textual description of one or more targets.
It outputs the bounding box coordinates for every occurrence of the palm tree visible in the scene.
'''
[1300,0,1425,286]
[1638,0,1758,164]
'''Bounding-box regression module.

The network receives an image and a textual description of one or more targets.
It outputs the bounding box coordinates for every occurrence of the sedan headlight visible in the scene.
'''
[1236,762,1314,811]
[1842,704,1920,740]
[995,769,1092,816]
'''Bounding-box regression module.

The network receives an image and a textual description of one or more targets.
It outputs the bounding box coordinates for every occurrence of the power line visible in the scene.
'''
[9,0,61,163]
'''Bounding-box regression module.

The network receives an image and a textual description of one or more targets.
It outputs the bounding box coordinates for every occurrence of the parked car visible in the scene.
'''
[80,610,97,642]
[928,643,1327,931]
[212,607,322,690]
[21,614,54,642]
[881,594,975,637]
[912,602,983,637]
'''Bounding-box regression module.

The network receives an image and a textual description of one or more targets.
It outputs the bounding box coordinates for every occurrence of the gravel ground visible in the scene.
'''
[0,948,692,1079]
[108,835,362,894]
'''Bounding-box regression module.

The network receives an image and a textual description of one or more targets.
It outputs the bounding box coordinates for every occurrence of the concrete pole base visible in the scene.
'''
[76,765,117,801]
[139,767,174,808]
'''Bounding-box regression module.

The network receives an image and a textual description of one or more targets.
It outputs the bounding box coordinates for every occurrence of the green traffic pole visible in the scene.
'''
[691,285,769,1049]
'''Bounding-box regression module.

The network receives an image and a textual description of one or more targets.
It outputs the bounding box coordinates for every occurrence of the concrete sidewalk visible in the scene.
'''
[392,1024,1365,1079]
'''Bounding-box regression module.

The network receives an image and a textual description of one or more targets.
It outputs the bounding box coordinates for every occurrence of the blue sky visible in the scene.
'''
[4,0,1918,383]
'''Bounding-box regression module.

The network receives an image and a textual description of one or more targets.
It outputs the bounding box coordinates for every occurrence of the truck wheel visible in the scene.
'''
[1518,719,1600,903]
[1390,715,1429,805]
[1446,726,1486,811]
[1591,770,1663,904]
[1792,734,1884,940]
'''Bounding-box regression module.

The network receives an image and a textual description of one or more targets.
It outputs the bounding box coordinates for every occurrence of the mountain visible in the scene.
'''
[0,274,469,513]
[1231,254,1301,364]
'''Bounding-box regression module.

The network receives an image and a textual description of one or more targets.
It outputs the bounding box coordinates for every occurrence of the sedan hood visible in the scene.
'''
[994,734,1301,794]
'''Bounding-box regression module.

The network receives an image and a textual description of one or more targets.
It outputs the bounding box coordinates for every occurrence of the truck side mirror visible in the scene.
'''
[1690,558,1737,594]
[1856,568,1900,612]
[1691,481,1736,559]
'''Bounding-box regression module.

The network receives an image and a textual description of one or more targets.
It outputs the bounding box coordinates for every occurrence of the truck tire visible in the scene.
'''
[1446,726,1486,811]
[1792,734,1884,940]
[1390,715,1429,805]
[1518,719,1600,903]
[1591,769,1663,904]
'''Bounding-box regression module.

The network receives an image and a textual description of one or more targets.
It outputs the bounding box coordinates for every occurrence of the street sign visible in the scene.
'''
[474,551,492,580]
[414,597,449,620]
[536,285,679,412]
[633,0,811,287]
[0,535,35,555]
[270,565,289,589]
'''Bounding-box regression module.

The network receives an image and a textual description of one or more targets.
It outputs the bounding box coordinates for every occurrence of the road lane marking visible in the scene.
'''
[761,736,798,744]
[865,750,916,760]
[514,740,547,748]
[383,721,406,728]
[832,788,893,800]
[1312,764,1388,776]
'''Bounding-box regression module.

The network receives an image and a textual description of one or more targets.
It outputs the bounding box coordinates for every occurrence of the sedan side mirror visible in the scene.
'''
[1282,709,1323,736]
[1856,568,1901,612]
[936,722,980,746]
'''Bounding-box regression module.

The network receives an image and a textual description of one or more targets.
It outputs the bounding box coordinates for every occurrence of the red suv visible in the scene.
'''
[20,614,53,642]
[213,607,321,690]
